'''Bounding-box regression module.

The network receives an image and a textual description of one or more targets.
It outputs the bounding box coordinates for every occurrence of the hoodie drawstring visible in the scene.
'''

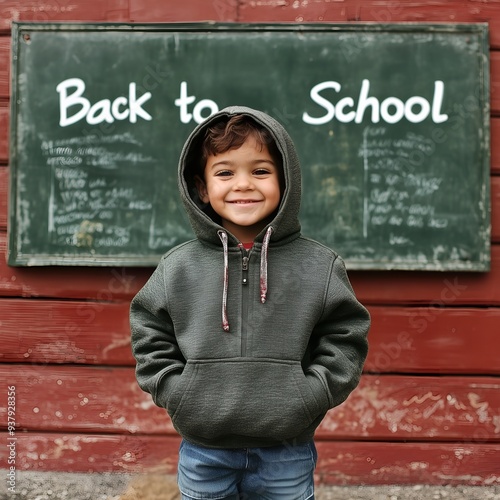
[218,230,230,332]
[217,227,273,332]
[260,227,273,303]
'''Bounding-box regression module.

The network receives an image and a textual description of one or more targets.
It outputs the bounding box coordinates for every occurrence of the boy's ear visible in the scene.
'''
[195,175,210,203]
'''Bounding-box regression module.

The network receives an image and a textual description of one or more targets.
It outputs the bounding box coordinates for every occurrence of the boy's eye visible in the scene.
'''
[215,170,233,177]
[254,168,271,176]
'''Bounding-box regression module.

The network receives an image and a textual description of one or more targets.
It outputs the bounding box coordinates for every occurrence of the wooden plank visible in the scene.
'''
[350,243,500,306]
[0,0,129,32]
[0,234,147,299]
[319,374,500,442]
[492,118,500,175]
[494,175,500,243]
[0,432,181,474]
[0,35,9,98]
[365,306,500,375]
[0,233,500,307]
[130,0,237,22]
[0,365,173,435]
[1,234,499,304]
[0,166,6,228]
[1,233,499,305]
[0,299,133,365]
[2,365,500,442]
[0,102,7,163]
[0,0,233,32]
[2,298,500,375]
[314,441,500,486]
[1,432,499,485]
[239,0,500,49]
[0,365,171,434]
[492,51,500,124]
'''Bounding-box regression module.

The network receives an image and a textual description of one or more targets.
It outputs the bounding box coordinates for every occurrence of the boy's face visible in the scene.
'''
[196,135,281,243]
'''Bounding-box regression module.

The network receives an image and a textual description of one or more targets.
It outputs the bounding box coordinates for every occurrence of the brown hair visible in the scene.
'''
[199,115,282,175]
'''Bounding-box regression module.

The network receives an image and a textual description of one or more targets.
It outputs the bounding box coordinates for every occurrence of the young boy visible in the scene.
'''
[130,106,370,499]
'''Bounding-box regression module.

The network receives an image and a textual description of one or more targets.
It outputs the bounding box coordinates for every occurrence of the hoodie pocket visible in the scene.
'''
[168,358,327,443]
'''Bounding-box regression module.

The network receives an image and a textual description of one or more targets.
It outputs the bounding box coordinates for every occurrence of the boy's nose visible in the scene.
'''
[234,174,253,190]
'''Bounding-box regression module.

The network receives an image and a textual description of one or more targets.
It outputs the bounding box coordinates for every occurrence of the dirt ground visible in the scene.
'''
[1,472,500,500]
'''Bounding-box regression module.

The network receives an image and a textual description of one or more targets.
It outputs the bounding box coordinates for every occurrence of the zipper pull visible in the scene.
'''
[242,255,249,285]
[239,243,250,285]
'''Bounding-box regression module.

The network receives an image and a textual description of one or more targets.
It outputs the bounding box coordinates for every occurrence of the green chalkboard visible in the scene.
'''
[9,22,490,270]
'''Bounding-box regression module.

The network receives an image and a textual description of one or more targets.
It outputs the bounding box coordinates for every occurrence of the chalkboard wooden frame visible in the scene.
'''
[8,22,490,269]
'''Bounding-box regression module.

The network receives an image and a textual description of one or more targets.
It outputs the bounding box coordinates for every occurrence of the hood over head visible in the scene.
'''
[178,106,302,247]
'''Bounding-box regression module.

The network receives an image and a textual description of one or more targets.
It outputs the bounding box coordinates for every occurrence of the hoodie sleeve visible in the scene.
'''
[130,258,185,409]
[306,255,370,410]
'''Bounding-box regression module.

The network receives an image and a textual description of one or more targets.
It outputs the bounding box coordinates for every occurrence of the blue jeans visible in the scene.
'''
[177,439,317,499]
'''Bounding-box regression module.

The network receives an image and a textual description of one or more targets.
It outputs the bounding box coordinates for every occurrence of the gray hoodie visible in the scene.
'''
[130,106,370,448]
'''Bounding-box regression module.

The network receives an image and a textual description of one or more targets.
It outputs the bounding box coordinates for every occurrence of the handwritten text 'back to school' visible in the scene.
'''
[56,79,448,128]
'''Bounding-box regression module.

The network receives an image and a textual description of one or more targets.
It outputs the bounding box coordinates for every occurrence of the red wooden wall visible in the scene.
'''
[1,0,500,486]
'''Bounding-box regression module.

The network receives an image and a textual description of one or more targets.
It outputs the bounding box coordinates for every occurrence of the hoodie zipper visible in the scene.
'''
[219,228,272,337]
[240,246,250,356]
[242,255,249,285]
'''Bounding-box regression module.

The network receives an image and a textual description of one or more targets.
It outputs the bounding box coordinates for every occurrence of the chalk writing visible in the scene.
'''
[360,126,449,249]
[43,134,157,250]
[172,79,448,127]
[56,78,152,127]
[303,80,448,125]
[175,81,219,124]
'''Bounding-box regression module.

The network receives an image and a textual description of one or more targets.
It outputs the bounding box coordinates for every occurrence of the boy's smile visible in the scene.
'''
[196,136,281,243]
